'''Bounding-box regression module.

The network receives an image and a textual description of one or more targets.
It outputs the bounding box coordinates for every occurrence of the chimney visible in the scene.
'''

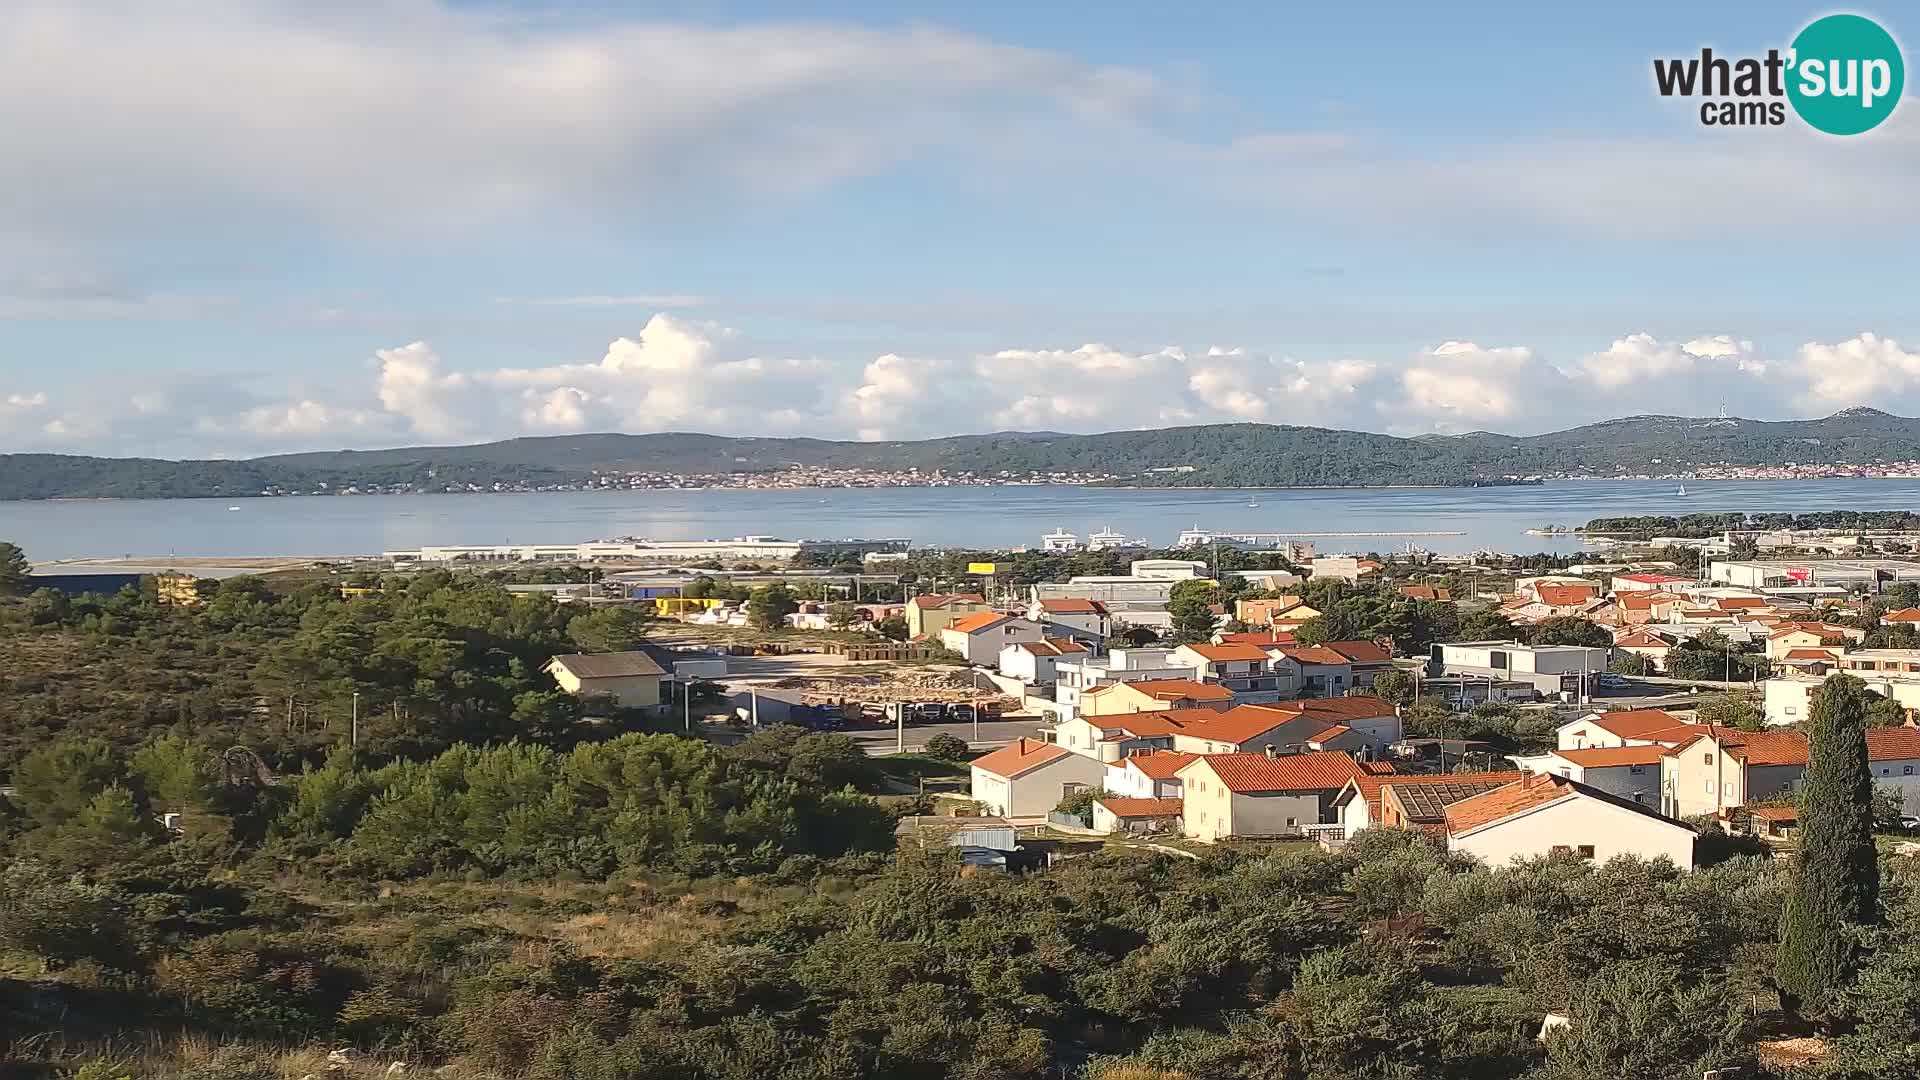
[1264,744,1278,759]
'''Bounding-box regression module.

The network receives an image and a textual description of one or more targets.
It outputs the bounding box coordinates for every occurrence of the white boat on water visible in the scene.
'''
[1086,526,1149,552]
[1041,528,1081,552]
[1676,483,1688,497]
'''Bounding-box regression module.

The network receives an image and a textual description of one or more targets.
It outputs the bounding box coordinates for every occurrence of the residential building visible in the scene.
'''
[998,638,1089,685]
[1838,648,1920,676]
[1053,647,1202,712]
[1315,640,1394,687]
[1055,710,1217,761]
[1215,628,1298,648]
[906,592,990,638]
[1510,745,1666,806]
[1764,671,1920,726]
[1235,597,1322,628]
[1169,642,1285,701]
[543,651,666,710]
[1027,597,1113,639]
[1883,607,1920,629]
[1168,697,1402,756]
[1033,577,1175,630]
[1397,584,1452,602]
[1310,556,1381,582]
[1554,708,1699,751]
[1080,678,1234,717]
[969,738,1110,818]
[1659,726,1920,817]
[1102,749,1196,799]
[1332,771,1524,837]
[1431,641,1609,698]
[1269,646,1355,696]
[1091,796,1184,835]
[940,612,1045,665]
[1179,751,1379,841]
[1443,773,1697,867]
[1613,572,1697,594]
[1765,622,1867,660]
[1611,628,1676,672]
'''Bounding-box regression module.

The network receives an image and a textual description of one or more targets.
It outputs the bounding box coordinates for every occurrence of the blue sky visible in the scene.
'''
[1,1,1916,457]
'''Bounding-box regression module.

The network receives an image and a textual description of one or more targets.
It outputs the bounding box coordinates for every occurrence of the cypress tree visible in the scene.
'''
[1776,673,1880,1016]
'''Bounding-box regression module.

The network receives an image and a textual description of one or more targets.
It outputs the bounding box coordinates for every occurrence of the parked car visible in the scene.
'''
[911,701,948,724]
[1596,673,1628,688]
[947,703,976,724]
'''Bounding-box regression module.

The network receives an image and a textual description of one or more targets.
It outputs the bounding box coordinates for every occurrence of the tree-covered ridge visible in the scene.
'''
[1585,510,1920,538]
[14,407,1920,497]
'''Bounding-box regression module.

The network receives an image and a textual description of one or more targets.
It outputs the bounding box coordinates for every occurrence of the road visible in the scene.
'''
[846,717,1047,755]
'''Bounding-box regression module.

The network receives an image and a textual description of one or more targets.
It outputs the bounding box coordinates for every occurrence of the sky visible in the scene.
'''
[2,0,1919,458]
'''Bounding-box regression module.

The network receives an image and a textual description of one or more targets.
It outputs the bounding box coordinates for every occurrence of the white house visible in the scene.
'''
[1169,642,1287,701]
[940,612,1046,666]
[1053,648,1204,712]
[1090,796,1184,835]
[1103,750,1196,799]
[1554,709,1696,751]
[969,738,1110,818]
[1027,598,1114,639]
[1442,773,1697,867]
[997,637,1089,685]
[1178,751,1374,841]
[1054,709,1220,762]
[1509,745,1666,807]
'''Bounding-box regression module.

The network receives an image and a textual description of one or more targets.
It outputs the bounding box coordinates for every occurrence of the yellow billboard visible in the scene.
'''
[967,562,997,575]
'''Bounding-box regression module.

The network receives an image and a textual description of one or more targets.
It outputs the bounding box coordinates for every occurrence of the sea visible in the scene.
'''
[5,478,1920,562]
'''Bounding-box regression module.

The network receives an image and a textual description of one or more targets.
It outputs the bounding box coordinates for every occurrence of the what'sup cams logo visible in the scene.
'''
[1654,13,1904,134]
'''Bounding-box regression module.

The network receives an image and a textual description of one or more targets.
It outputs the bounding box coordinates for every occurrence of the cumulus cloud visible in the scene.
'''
[15,320,1920,457]
[1796,333,1920,406]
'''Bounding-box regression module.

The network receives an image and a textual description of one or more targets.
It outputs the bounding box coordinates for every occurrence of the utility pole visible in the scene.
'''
[895,703,905,754]
[351,691,359,752]
[684,679,692,731]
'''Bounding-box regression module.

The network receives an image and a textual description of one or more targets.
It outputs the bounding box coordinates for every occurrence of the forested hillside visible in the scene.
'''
[10,408,1920,498]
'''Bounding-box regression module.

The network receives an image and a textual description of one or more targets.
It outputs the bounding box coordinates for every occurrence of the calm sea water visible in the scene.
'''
[5,479,1920,561]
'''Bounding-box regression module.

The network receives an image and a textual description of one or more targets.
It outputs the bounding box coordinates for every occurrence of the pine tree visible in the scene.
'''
[1777,673,1880,1018]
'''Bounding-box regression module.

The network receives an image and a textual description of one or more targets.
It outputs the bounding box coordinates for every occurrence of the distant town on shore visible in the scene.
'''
[11,408,1920,499]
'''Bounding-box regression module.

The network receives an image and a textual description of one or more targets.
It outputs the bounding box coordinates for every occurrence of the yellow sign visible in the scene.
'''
[967,562,997,575]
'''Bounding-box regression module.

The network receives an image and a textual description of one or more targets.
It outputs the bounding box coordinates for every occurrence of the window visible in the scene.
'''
[1785,706,1797,716]
[1285,817,1297,826]
[1576,845,1596,859]
[1550,844,1572,854]
[1705,780,1715,794]
[1702,753,1714,765]
[1906,766,1915,776]
[1629,765,1644,774]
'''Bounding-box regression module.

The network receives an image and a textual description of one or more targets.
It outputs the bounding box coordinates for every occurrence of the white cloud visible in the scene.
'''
[18,319,1920,457]
[1566,333,1764,389]
[0,3,1171,232]
[1796,333,1920,406]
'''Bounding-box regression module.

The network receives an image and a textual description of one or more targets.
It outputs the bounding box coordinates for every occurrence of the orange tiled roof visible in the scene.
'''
[1183,750,1373,794]
[1114,678,1234,702]
[1038,598,1108,615]
[1714,597,1772,610]
[909,592,985,610]
[1308,724,1354,743]
[1183,642,1273,662]
[1096,796,1184,818]
[946,611,1011,634]
[1444,773,1576,833]
[1321,640,1393,664]
[1613,630,1672,648]
[1279,645,1354,666]
[968,737,1071,779]
[1782,648,1840,661]
[1398,584,1452,602]
[1554,745,1669,767]
[1337,770,1523,811]
[1576,708,1686,740]
[1015,638,1087,657]
[1536,584,1600,606]
[1883,607,1920,622]
[1119,750,1199,779]
[1086,709,1219,739]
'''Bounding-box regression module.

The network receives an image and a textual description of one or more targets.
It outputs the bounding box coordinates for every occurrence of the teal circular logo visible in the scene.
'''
[1787,14,1904,135]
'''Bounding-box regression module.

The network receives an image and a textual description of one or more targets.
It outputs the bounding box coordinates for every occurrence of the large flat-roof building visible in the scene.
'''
[1708,558,1920,592]
[1430,641,1609,698]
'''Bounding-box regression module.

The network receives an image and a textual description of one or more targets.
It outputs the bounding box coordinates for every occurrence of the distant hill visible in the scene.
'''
[6,409,1920,499]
